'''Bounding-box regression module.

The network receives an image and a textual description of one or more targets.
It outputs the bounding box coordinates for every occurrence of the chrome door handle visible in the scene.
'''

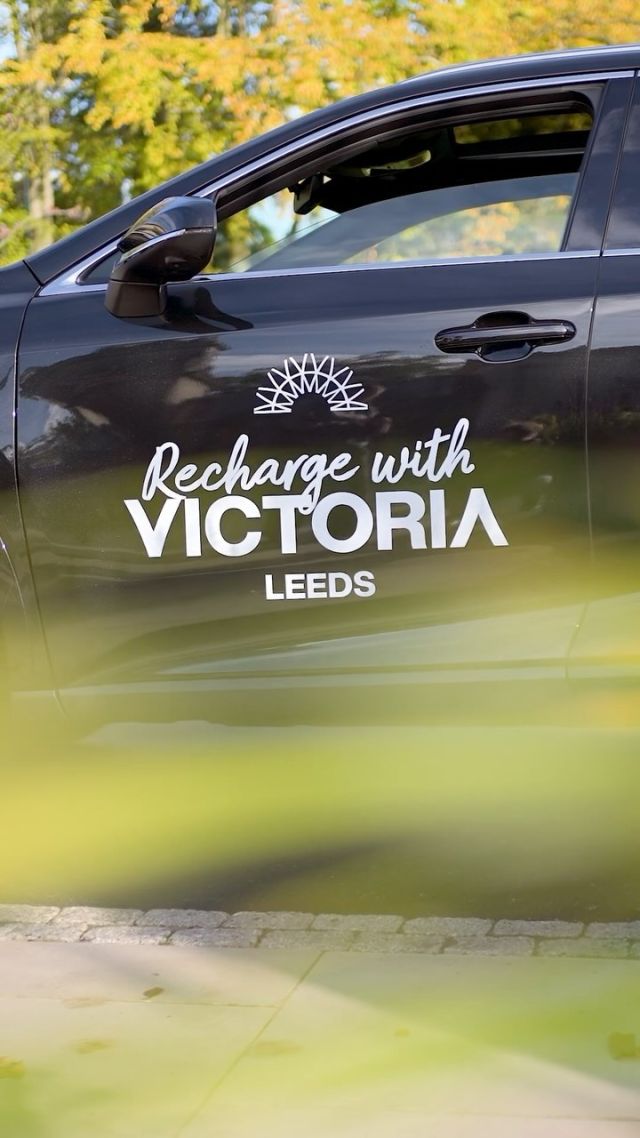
[435,311,576,358]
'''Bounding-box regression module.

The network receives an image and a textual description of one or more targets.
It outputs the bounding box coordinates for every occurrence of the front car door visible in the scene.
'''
[15,71,631,726]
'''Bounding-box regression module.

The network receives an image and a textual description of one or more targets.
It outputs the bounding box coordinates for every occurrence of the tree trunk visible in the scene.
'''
[28,87,55,250]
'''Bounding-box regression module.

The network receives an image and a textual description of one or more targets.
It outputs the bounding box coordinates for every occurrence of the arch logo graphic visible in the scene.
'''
[254,353,368,415]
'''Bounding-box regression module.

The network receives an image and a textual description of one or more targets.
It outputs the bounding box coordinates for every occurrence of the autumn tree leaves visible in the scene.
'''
[1,0,639,263]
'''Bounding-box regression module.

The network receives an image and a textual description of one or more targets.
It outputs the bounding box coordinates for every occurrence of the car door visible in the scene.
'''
[15,76,629,725]
[570,75,640,704]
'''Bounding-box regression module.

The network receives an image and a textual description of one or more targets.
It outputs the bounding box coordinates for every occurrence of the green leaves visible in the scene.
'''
[2,0,640,263]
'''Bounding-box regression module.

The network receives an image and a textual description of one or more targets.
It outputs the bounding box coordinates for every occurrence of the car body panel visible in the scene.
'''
[4,51,640,726]
[0,262,55,696]
[17,253,596,699]
[570,75,640,687]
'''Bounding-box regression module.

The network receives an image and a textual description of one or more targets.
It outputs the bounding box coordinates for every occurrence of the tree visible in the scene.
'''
[2,0,640,264]
[0,2,84,256]
[0,0,421,260]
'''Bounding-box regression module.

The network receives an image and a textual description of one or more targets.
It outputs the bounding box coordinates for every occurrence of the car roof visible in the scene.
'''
[26,44,640,285]
[401,44,640,88]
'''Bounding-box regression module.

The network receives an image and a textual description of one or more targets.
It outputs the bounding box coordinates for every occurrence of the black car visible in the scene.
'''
[3,45,640,730]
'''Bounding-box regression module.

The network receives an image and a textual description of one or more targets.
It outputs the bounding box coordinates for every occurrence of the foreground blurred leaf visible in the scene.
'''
[3,723,640,915]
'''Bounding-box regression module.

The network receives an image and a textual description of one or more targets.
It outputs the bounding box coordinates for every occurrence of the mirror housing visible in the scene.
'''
[105,196,216,318]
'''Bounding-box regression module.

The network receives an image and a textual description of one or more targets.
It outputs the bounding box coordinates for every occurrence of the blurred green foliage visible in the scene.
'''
[3,715,640,918]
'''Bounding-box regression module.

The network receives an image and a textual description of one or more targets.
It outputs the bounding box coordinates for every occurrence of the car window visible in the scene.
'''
[81,105,592,285]
[212,108,592,274]
[234,174,578,272]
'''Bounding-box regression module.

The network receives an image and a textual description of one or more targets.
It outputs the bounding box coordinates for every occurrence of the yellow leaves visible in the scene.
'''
[264,0,422,106]
[412,0,640,63]
[2,0,640,265]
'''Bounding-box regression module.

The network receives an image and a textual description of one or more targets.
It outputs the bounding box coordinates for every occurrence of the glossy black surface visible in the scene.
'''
[17,255,595,720]
[575,271,640,670]
[564,74,640,687]
[5,53,640,727]
[563,77,633,252]
[604,76,640,251]
[0,262,52,694]
[106,197,217,318]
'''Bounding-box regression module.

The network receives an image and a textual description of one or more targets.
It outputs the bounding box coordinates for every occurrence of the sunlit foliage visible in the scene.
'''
[2,1,640,263]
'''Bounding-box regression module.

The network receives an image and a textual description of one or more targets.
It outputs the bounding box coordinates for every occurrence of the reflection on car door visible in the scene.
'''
[14,259,591,717]
[571,77,640,699]
[14,85,626,724]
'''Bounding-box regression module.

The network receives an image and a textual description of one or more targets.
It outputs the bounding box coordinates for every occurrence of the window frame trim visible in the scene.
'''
[40,71,629,298]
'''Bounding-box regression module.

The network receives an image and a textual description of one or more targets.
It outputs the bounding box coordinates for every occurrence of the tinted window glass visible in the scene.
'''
[211,108,592,273]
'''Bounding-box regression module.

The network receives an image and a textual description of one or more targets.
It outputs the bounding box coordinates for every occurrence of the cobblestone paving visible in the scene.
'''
[1,905,640,957]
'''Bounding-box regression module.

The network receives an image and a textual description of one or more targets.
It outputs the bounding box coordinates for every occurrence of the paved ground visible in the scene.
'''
[5,727,640,1133]
[2,932,640,1137]
[2,904,640,958]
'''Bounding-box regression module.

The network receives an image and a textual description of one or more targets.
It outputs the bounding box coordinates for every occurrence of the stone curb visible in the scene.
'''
[1,906,639,958]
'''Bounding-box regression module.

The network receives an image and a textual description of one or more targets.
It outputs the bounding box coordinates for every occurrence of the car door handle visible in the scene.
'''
[435,311,576,358]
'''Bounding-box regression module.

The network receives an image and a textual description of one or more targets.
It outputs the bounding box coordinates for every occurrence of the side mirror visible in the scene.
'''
[105,196,216,318]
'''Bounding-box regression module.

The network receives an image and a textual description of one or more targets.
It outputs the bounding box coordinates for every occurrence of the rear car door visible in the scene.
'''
[571,75,640,703]
[15,75,630,725]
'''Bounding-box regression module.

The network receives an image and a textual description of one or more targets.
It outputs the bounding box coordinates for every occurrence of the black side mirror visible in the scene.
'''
[105,196,216,318]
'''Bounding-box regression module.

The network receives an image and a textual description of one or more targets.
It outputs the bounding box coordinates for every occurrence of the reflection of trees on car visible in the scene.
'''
[350,196,573,262]
[208,110,591,273]
[214,211,276,273]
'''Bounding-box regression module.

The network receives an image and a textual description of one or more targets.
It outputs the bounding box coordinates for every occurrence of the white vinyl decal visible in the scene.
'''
[254,353,368,415]
[125,359,509,600]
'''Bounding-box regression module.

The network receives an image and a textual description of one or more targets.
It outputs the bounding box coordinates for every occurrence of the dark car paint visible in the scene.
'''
[5,50,640,728]
[17,252,595,688]
[573,77,640,680]
[0,261,55,697]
